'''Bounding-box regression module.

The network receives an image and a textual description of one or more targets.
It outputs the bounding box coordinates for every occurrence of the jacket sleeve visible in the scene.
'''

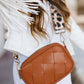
[68,16,84,51]
[0,0,41,56]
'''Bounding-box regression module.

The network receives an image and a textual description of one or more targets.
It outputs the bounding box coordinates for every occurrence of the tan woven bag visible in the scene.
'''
[13,33,74,84]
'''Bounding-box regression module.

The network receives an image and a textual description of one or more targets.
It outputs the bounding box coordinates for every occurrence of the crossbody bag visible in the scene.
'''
[13,32,74,84]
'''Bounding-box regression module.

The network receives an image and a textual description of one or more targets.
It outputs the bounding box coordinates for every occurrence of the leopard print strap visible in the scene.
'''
[50,3,66,34]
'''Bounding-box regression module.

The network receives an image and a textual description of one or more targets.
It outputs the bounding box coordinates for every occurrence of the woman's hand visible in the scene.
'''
[23,0,41,15]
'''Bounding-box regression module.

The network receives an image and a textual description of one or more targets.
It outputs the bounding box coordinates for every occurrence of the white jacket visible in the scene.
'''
[1,0,84,57]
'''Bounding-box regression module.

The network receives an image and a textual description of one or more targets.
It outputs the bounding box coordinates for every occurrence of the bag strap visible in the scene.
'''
[13,32,66,73]
[59,32,66,47]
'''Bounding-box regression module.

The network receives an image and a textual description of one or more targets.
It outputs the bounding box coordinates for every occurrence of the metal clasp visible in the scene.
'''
[13,53,20,74]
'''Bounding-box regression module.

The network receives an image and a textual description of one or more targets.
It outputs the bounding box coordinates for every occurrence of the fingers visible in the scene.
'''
[23,1,40,15]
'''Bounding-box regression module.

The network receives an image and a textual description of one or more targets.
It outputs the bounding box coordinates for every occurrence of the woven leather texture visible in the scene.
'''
[19,43,74,84]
